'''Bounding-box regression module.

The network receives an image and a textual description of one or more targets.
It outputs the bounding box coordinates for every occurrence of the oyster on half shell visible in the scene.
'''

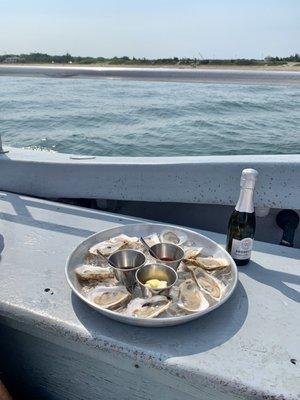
[89,235,139,257]
[186,256,229,271]
[75,265,114,282]
[183,246,203,260]
[190,267,224,301]
[178,279,209,313]
[142,233,161,247]
[160,230,187,246]
[87,286,131,310]
[124,295,171,318]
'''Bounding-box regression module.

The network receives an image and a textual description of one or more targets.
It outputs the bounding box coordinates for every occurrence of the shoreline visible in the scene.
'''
[1,64,299,85]
[1,62,300,72]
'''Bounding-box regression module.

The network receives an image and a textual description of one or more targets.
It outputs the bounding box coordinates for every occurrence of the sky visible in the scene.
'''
[0,0,299,59]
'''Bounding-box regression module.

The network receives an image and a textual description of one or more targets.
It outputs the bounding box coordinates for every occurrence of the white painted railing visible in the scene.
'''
[0,147,299,209]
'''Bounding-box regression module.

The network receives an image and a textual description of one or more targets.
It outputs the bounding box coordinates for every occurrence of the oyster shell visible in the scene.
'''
[89,235,139,256]
[160,230,187,246]
[186,256,229,271]
[87,286,131,310]
[183,246,203,260]
[75,265,114,282]
[84,251,108,267]
[142,233,161,247]
[169,285,180,302]
[178,279,209,313]
[191,267,224,300]
[124,295,171,318]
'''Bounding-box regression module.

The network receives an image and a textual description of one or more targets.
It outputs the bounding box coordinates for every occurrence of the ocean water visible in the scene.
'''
[1,76,299,156]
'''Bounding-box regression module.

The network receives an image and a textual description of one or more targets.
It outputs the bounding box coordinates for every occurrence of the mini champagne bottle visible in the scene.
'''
[226,168,258,266]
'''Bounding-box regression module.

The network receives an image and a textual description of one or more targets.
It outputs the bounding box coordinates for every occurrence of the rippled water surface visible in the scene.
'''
[1,76,299,156]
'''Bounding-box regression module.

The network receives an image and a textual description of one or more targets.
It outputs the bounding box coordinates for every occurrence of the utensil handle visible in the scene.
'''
[140,237,158,258]
[96,250,116,268]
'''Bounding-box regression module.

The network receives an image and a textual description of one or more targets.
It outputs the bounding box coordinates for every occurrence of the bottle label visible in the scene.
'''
[231,238,253,260]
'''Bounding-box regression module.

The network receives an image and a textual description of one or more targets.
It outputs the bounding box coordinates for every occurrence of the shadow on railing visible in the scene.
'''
[241,261,300,303]
[0,191,139,238]
[71,280,249,358]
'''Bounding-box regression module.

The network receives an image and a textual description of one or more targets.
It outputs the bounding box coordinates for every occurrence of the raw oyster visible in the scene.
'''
[191,267,224,301]
[89,235,139,256]
[211,266,232,285]
[87,286,131,310]
[142,233,161,247]
[178,279,209,313]
[186,256,229,271]
[75,265,114,282]
[160,230,187,246]
[124,295,171,318]
[84,251,108,267]
[81,283,98,296]
[183,246,203,260]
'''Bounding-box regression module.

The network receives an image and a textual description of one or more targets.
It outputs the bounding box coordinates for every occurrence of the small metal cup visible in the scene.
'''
[136,263,178,298]
[108,249,146,291]
[149,243,184,270]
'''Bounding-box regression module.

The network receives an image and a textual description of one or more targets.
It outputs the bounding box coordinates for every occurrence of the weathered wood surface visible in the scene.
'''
[0,191,299,399]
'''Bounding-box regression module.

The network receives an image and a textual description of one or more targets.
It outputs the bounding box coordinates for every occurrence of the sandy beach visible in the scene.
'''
[1,62,300,72]
[78,62,300,72]
[1,63,299,86]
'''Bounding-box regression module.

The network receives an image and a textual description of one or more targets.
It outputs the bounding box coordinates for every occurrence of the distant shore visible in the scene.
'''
[1,63,300,85]
[1,62,300,72]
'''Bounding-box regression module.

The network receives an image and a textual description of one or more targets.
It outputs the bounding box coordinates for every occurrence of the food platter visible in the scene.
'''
[65,223,238,327]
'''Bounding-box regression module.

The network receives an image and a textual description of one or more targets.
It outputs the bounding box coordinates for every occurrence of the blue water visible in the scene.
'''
[1,76,299,156]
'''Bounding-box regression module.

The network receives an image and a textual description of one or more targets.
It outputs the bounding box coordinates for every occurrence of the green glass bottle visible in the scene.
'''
[226,169,258,266]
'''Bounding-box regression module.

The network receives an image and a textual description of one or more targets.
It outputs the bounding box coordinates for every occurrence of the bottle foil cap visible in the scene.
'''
[240,168,258,189]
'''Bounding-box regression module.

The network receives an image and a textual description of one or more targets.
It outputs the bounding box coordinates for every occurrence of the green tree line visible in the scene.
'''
[0,52,299,65]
